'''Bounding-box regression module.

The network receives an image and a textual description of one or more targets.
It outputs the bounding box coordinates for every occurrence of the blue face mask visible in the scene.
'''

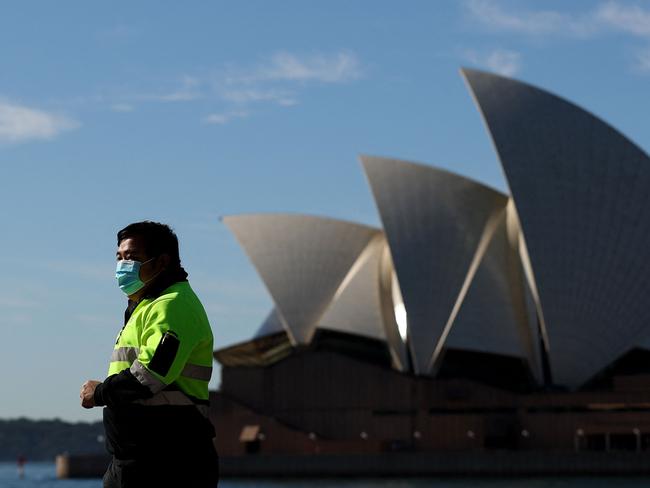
[115,258,155,296]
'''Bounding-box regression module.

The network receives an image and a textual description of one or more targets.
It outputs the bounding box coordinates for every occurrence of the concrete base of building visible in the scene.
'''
[57,451,650,478]
[55,454,111,479]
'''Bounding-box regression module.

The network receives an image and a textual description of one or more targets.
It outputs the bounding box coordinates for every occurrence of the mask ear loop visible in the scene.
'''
[140,256,165,285]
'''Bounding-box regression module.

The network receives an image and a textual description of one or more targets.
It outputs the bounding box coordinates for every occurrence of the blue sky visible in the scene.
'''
[2,1,650,421]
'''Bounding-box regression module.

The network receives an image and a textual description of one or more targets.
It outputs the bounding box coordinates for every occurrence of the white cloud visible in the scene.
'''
[203,114,229,125]
[79,51,360,124]
[484,49,521,76]
[111,103,134,113]
[463,48,522,76]
[203,110,249,125]
[221,88,297,106]
[156,75,202,102]
[634,47,650,72]
[464,1,650,75]
[260,51,362,83]
[0,101,79,144]
[201,50,361,112]
[464,0,650,39]
[226,51,362,85]
[595,2,650,37]
[277,98,299,107]
[464,0,595,37]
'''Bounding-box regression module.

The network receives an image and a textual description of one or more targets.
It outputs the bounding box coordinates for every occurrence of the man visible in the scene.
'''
[80,221,219,487]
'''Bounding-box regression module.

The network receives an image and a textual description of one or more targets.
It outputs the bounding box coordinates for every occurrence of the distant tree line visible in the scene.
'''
[0,418,105,461]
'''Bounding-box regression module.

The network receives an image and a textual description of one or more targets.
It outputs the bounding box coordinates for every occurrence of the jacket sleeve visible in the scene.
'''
[93,369,152,407]
[123,296,201,395]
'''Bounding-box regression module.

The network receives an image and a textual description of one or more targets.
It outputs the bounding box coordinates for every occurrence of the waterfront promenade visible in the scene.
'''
[57,451,650,479]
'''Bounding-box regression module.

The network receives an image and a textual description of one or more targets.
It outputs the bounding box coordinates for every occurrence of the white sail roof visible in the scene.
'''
[361,155,508,375]
[464,68,650,388]
[223,214,380,345]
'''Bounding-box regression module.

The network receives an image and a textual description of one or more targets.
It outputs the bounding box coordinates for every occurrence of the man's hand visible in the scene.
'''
[80,380,101,409]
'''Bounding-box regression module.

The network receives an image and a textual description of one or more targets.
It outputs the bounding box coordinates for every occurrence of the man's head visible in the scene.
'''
[116,221,181,299]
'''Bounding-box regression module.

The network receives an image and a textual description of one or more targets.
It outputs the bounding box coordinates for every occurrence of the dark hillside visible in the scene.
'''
[0,418,104,461]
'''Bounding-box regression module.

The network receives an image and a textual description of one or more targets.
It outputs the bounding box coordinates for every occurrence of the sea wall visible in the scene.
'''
[57,451,650,478]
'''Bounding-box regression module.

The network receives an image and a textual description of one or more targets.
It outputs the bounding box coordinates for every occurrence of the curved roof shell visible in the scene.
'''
[223,214,381,345]
[318,234,387,341]
[447,201,541,382]
[252,233,409,370]
[463,68,650,388]
[361,155,509,375]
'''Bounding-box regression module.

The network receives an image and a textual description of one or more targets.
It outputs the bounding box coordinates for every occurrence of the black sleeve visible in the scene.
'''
[94,369,153,408]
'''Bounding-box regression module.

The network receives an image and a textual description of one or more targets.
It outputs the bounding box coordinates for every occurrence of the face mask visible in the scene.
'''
[115,258,155,296]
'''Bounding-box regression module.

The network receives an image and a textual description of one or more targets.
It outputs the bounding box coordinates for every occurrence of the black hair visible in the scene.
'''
[117,221,181,267]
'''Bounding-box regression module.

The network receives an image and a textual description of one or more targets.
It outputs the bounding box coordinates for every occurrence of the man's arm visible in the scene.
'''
[80,370,153,409]
[93,370,154,407]
[82,298,199,409]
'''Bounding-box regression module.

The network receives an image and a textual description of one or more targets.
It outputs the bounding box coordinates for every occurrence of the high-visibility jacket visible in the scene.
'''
[107,281,214,405]
[94,280,218,466]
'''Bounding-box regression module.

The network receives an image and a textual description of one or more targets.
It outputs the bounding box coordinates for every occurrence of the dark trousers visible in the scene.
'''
[103,451,219,488]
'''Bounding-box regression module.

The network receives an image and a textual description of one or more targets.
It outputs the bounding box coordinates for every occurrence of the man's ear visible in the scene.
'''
[157,253,172,271]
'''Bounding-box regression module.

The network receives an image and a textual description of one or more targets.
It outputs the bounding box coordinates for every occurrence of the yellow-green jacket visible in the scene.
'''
[107,281,213,403]
[94,280,215,460]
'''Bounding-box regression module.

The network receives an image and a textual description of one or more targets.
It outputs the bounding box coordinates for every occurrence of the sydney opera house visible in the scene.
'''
[209,69,650,462]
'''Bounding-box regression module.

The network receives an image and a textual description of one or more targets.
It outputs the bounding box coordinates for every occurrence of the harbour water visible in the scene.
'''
[3,463,650,488]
